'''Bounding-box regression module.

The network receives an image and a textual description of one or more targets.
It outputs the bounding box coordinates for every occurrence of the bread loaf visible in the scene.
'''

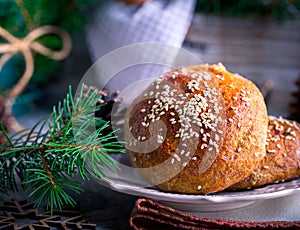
[126,63,268,194]
[230,116,300,190]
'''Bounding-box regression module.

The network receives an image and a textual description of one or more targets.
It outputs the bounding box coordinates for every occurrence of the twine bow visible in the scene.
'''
[0,26,72,101]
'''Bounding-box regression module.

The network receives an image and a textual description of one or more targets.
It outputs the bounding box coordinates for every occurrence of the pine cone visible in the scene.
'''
[290,75,300,122]
[0,96,13,144]
[93,88,124,148]
[75,85,123,151]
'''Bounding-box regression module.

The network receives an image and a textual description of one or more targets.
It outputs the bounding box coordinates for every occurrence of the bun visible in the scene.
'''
[126,63,268,194]
[229,116,300,190]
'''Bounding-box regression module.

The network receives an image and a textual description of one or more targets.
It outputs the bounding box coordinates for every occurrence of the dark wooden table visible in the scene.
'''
[77,181,137,229]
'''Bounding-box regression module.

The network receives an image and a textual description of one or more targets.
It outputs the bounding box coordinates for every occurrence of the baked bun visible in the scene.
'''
[125,63,268,194]
[230,116,300,190]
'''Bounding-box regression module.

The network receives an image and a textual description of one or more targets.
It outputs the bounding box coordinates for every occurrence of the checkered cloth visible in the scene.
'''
[86,0,196,62]
[85,0,197,93]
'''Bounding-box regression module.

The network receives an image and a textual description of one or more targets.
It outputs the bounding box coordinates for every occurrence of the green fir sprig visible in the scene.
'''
[0,84,124,212]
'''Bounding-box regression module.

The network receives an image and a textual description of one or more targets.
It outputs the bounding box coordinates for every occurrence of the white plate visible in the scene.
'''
[94,155,300,212]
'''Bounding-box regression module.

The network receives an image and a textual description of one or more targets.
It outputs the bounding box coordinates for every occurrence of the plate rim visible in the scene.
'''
[98,175,300,205]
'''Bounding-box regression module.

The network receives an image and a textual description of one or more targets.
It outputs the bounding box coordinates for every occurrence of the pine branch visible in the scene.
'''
[0,84,124,212]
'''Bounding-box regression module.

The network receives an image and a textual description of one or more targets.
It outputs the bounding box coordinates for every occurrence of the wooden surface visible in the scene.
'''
[184,14,300,117]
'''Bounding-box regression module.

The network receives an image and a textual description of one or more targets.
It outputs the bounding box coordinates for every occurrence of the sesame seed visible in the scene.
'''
[237,147,242,153]
[192,156,197,160]
[181,68,188,75]
[152,104,158,109]
[267,149,276,153]
[201,143,207,150]
[203,72,212,80]
[141,74,223,146]
[285,136,293,140]
[290,131,296,137]
[159,111,165,116]
[157,134,164,143]
[214,66,220,71]
[216,74,223,80]
[182,162,188,167]
[191,73,198,78]
[254,152,261,157]
[187,80,200,92]
[197,185,202,190]
[241,97,249,102]
[293,121,300,130]
[173,154,181,162]
[140,108,146,113]
[171,158,175,164]
[263,165,269,169]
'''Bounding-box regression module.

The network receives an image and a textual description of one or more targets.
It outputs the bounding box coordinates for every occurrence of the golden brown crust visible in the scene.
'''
[126,63,268,194]
[229,116,300,190]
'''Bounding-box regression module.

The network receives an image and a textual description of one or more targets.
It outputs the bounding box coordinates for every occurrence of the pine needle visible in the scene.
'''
[0,84,124,211]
